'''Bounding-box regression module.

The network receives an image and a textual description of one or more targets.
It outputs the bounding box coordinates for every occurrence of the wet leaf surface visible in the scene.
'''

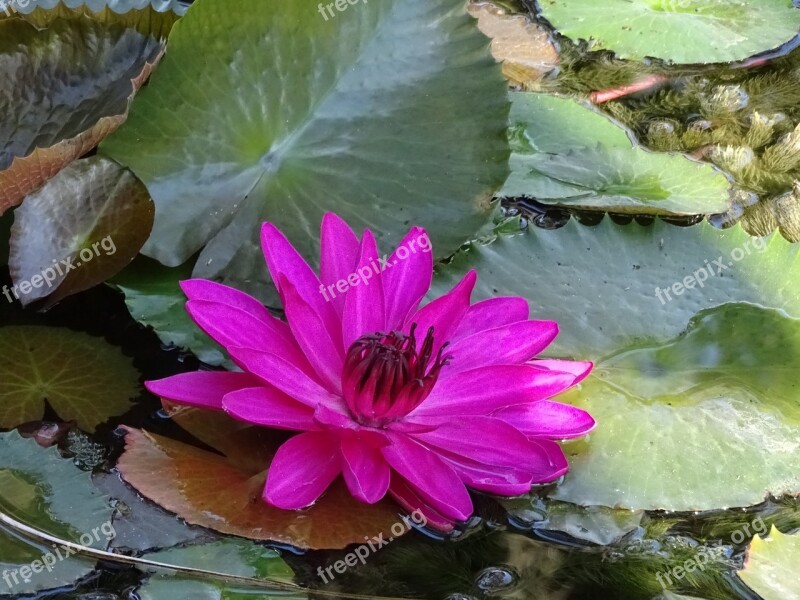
[9,157,154,306]
[117,407,401,550]
[738,526,800,600]
[0,15,164,214]
[0,326,139,431]
[101,0,510,303]
[0,431,113,595]
[502,93,732,215]
[538,0,800,64]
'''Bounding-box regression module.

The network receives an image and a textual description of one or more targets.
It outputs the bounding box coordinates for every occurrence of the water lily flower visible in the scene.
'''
[146,214,595,528]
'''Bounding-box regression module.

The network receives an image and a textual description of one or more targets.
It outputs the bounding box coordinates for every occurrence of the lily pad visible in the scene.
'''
[111,256,227,366]
[117,407,401,550]
[9,157,154,306]
[101,0,510,302]
[432,220,800,359]
[501,93,732,214]
[537,0,800,65]
[738,526,800,600]
[0,15,164,214]
[136,539,301,600]
[0,431,113,595]
[0,326,140,431]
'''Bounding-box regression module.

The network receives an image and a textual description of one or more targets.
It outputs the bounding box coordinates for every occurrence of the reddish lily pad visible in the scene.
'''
[117,407,401,550]
[8,157,154,306]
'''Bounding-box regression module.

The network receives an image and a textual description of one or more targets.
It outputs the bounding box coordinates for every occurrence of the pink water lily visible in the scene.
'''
[146,214,595,529]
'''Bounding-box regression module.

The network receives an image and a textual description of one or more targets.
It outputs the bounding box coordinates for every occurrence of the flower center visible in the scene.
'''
[341,325,450,427]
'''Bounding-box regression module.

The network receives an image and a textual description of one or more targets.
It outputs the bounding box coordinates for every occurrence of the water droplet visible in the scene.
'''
[474,566,518,593]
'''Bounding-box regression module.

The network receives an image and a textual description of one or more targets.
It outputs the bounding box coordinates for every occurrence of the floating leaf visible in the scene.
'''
[0,431,113,595]
[501,93,732,214]
[117,408,401,550]
[9,157,154,306]
[738,526,800,600]
[101,0,510,302]
[432,220,799,359]
[469,1,558,87]
[537,0,800,64]
[0,15,164,213]
[112,256,227,366]
[538,503,643,546]
[136,539,301,600]
[0,326,139,431]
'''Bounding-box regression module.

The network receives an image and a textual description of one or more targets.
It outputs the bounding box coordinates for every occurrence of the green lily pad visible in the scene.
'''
[738,526,800,600]
[537,0,800,64]
[9,157,154,307]
[501,93,732,215]
[432,220,799,359]
[136,539,302,600]
[101,0,510,302]
[0,15,164,213]
[0,326,140,431]
[111,256,227,366]
[0,431,114,595]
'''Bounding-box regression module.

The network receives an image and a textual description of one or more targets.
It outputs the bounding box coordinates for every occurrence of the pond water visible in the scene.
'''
[1,0,799,599]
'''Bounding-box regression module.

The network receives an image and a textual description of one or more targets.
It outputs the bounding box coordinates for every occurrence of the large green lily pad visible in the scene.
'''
[9,157,154,307]
[0,431,113,595]
[537,0,800,65]
[0,326,140,431]
[433,220,799,359]
[0,16,165,213]
[101,0,510,302]
[501,93,732,215]
[738,527,800,600]
[136,539,302,600]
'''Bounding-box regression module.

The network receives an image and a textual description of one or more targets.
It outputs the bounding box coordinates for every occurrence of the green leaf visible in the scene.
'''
[537,0,800,64]
[0,326,140,431]
[112,256,227,366]
[738,527,800,600]
[101,0,510,302]
[0,15,164,213]
[136,539,302,600]
[551,304,800,511]
[0,431,114,595]
[9,157,154,307]
[501,93,732,215]
[432,220,800,359]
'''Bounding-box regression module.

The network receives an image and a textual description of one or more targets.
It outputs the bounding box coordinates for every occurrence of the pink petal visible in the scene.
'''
[531,359,593,386]
[180,279,270,320]
[494,400,596,440]
[263,431,342,510]
[222,387,316,431]
[382,433,473,522]
[278,274,344,393]
[529,438,570,482]
[408,416,545,469]
[413,365,578,417]
[145,371,260,411]
[341,437,391,504]
[228,347,342,409]
[450,296,529,342]
[444,457,534,496]
[382,227,434,329]
[442,320,558,378]
[185,300,309,369]
[261,222,341,348]
[342,230,386,349]
[319,213,361,316]
[404,270,476,355]
[388,478,455,532]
